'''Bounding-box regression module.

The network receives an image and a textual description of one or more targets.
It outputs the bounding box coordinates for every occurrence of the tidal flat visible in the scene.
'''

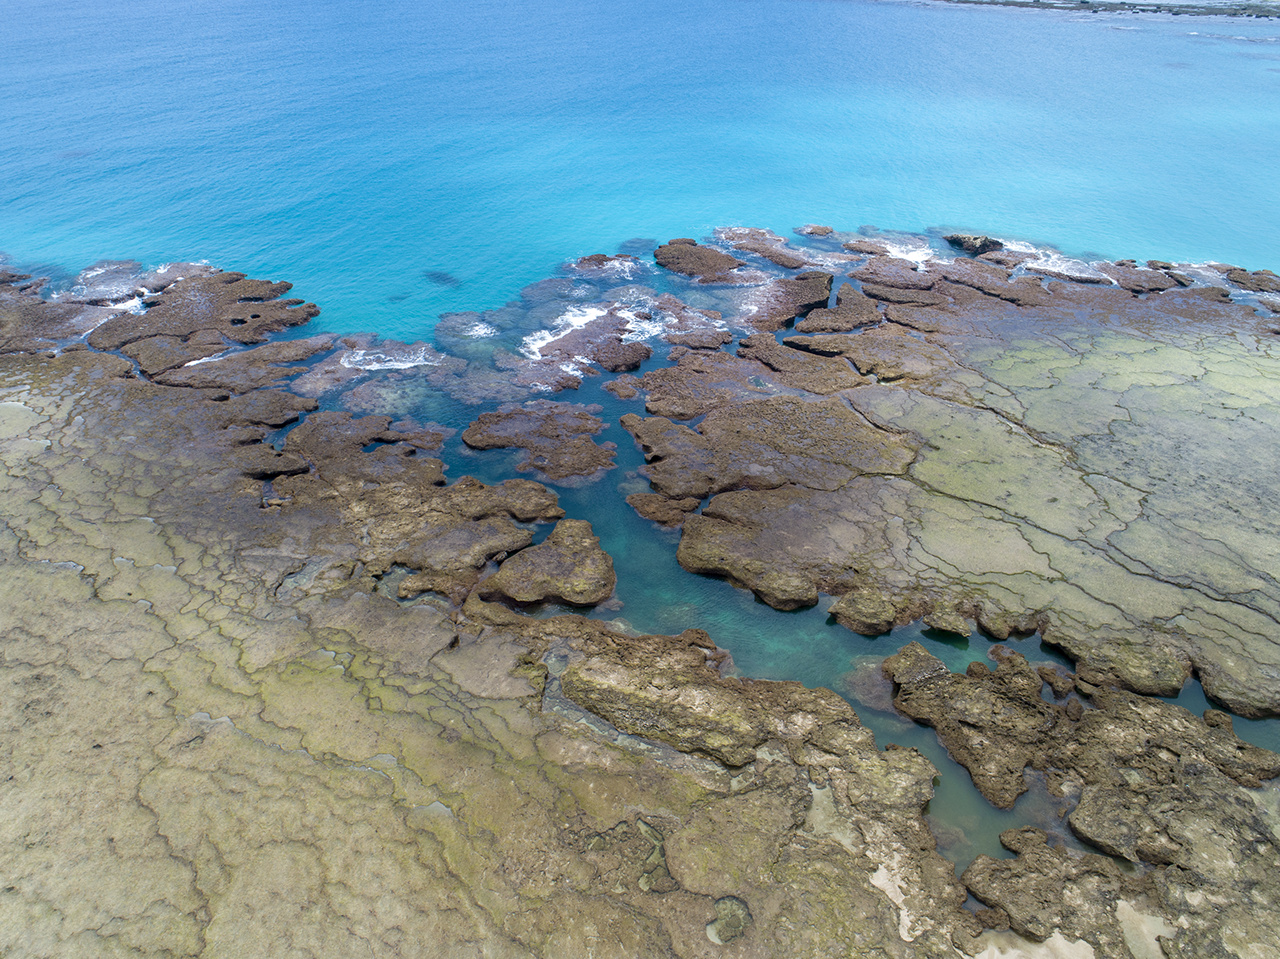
[3,226,1280,958]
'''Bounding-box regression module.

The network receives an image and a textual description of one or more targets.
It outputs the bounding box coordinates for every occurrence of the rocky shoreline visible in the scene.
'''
[926,0,1280,18]
[3,227,1280,957]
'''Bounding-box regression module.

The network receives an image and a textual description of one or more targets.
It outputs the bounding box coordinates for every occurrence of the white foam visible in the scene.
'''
[873,236,941,267]
[339,346,442,370]
[183,350,235,367]
[1025,251,1113,282]
[621,308,674,343]
[519,305,608,359]
[110,295,147,315]
[463,321,499,337]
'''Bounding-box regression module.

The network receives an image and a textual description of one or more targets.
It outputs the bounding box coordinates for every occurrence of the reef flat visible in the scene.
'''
[2,227,1280,958]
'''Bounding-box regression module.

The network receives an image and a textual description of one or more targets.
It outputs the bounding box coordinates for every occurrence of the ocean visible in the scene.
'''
[4,0,1280,341]
[5,0,1280,867]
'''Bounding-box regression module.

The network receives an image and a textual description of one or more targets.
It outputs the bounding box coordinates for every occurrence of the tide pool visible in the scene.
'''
[3,0,1279,342]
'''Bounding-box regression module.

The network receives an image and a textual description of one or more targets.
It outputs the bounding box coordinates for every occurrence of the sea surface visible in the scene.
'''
[6,0,1280,867]
[5,0,1280,341]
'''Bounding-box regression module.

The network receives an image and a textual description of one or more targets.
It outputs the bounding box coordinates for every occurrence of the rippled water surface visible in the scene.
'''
[4,0,1280,339]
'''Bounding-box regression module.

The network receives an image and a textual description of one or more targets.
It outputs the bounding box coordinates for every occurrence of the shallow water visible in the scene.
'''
[4,0,1280,340]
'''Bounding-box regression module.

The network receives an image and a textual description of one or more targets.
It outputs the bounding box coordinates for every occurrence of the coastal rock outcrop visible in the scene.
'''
[653,238,746,281]
[462,399,616,480]
[9,232,1280,959]
[884,642,1280,955]
[478,518,615,606]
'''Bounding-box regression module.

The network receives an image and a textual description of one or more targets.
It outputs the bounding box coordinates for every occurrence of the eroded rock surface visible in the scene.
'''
[463,399,617,480]
[886,643,1280,957]
[8,234,1280,959]
[619,249,1280,718]
[479,518,616,607]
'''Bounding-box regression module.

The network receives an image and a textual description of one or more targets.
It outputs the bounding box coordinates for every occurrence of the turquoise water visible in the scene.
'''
[7,0,1280,867]
[4,0,1280,341]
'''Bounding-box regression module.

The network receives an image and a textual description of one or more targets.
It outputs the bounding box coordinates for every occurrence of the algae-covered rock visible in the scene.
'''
[653,238,745,279]
[480,518,616,607]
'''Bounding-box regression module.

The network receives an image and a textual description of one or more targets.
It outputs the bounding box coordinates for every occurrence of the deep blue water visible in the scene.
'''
[4,0,1280,341]
[6,0,1280,867]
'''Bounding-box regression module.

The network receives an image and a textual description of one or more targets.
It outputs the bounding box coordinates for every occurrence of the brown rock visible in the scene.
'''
[462,400,616,481]
[88,271,319,351]
[944,234,1005,257]
[848,257,937,291]
[653,240,745,279]
[479,518,616,606]
[152,335,337,393]
[740,272,834,331]
[1097,262,1177,294]
[735,333,867,394]
[625,493,701,527]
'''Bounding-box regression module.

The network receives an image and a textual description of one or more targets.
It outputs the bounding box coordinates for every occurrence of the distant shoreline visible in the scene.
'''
[927,0,1279,17]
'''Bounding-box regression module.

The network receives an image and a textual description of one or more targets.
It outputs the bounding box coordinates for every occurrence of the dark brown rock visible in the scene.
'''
[653,240,744,279]
[462,400,615,481]
[794,285,880,333]
[1098,262,1178,294]
[848,257,937,291]
[735,333,867,394]
[935,258,1049,307]
[858,283,949,308]
[634,349,776,419]
[741,272,834,331]
[88,271,319,351]
[842,239,891,256]
[628,394,914,502]
[944,234,1004,257]
[784,327,952,384]
[152,335,336,393]
[1226,268,1280,294]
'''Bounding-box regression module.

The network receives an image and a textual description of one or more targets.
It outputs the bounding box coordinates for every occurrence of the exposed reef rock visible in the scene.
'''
[885,643,1280,956]
[617,248,1280,718]
[654,238,746,281]
[739,271,834,331]
[943,234,1003,256]
[478,518,616,606]
[720,226,816,270]
[0,253,979,959]
[795,285,880,333]
[462,399,616,480]
[88,269,319,352]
